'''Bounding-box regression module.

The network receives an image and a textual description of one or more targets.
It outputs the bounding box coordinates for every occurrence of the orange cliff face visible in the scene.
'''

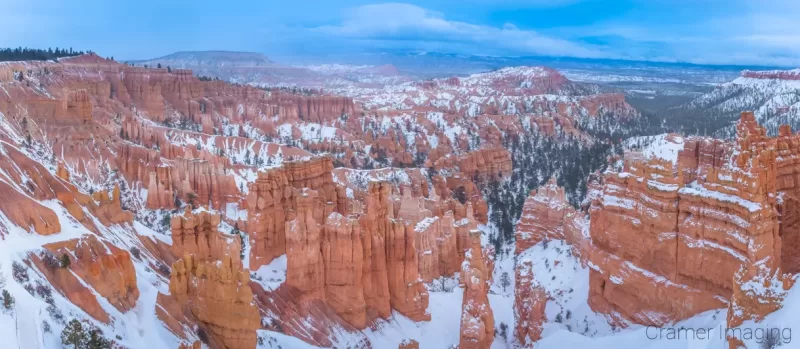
[169,254,261,349]
[513,112,797,346]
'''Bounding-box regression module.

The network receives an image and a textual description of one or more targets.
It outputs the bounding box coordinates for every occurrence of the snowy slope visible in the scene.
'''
[678,70,800,136]
[623,133,685,165]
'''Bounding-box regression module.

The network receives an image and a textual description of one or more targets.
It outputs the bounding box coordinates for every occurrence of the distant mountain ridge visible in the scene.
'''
[131,50,275,66]
[665,68,800,137]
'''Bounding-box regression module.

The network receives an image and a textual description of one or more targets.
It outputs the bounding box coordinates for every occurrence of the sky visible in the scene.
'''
[2,0,800,66]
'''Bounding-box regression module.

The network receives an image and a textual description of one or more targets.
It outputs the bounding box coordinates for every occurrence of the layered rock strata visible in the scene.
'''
[514,113,797,346]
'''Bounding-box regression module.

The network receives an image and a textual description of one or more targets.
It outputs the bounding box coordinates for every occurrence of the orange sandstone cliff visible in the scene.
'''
[513,112,797,347]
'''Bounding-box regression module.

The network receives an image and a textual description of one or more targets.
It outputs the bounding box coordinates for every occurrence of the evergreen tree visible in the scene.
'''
[2,289,14,309]
[86,329,111,349]
[0,47,85,62]
[61,320,88,349]
[500,272,511,293]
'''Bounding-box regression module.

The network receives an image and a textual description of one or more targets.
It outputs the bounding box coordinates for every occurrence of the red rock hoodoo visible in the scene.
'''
[459,231,495,349]
[169,254,261,349]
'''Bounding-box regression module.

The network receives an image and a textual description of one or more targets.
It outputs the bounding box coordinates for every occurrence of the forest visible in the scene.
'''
[0,47,86,62]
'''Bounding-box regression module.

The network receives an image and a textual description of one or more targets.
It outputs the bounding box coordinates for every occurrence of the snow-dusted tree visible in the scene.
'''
[61,320,88,349]
[499,272,511,293]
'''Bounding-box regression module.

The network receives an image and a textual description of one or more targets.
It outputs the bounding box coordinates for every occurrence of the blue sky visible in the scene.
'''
[2,0,800,66]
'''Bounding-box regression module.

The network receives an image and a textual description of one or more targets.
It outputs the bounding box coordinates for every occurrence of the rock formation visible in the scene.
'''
[321,212,367,328]
[247,157,337,270]
[514,112,798,346]
[169,254,261,349]
[514,261,547,346]
[285,189,326,300]
[459,231,495,349]
[33,235,139,323]
[171,208,241,263]
[0,53,652,349]
[399,339,420,349]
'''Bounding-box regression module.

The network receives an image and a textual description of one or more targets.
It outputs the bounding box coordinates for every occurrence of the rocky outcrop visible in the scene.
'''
[285,189,326,300]
[321,212,367,328]
[33,235,139,323]
[247,157,338,270]
[514,261,547,346]
[145,159,241,210]
[399,339,419,349]
[250,283,372,348]
[247,167,292,269]
[459,231,495,349]
[361,182,430,322]
[434,148,512,182]
[0,180,61,235]
[457,148,513,180]
[514,178,587,265]
[171,208,240,263]
[358,182,394,321]
[169,254,261,349]
[267,92,358,123]
[386,219,430,322]
[178,341,201,349]
[515,178,573,254]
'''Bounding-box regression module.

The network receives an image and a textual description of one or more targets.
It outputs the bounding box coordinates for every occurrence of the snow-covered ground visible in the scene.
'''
[623,133,685,165]
[0,204,186,349]
[517,240,617,342]
[251,255,287,292]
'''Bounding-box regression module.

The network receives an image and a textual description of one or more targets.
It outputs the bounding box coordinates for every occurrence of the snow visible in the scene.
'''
[734,274,800,348]
[252,255,287,292]
[623,134,684,165]
[362,290,465,349]
[678,184,763,213]
[0,200,184,349]
[278,122,342,143]
[516,240,617,342]
[225,202,248,221]
[415,217,438,233]
[334,168,413,191]
[602,195,637,210]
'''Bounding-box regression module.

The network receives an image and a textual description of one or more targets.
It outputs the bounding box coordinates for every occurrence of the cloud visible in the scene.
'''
[305,1,800,66]
[312,3,609,58]
[551,1,800,66]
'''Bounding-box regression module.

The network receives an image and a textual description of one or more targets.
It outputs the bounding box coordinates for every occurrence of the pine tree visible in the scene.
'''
[61,253,71,268]
[86,329,111,349]
[2,289,14,309]
[499,272,511,293]
[61,320,88,349]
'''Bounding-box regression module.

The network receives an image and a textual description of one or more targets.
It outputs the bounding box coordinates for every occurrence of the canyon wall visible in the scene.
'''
[514,113,796,347]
